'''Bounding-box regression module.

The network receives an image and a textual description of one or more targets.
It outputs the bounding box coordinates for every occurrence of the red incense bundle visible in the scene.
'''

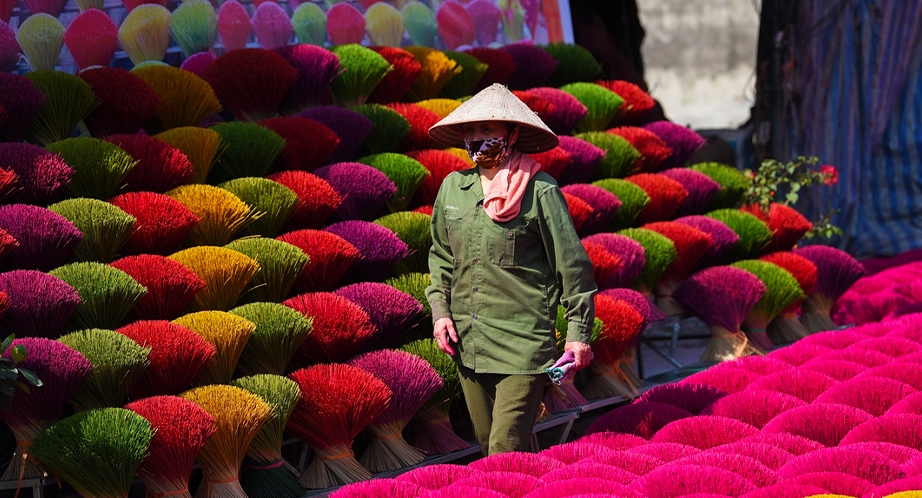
[625,173,689,224]
[644,221,713,316]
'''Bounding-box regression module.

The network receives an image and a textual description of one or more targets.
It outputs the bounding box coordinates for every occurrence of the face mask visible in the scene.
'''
[464,136,510,169]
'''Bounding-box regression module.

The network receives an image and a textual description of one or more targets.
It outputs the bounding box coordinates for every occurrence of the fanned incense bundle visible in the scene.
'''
[542,42,603,87]
[702,389,806,429]
[451,472,541,496]
[626,173,689,224]
[359,152,430,212]
[557,135,604,185]
[644,121,707,169]
[706,208,773,261]
[0,229,17,263]
[58,328,150,410]
[109,192,200,255]
[132,65,222,134]
[313,162,397,220]
[217,0,252,52]
[794,245,865,333]
[335,282,423,350]
[208,121,285,183]
[416,98,463,120]
[0,21,20,71]
[583,295,646,400]
[0,337,91,483]
[201,48,297,122]
[365,3,404,46]
[165,184,256,246]
[325,221,411,283]
[385,272,431,317]
[608,126,673,173]
[126,396,215,498]
[219,178,298,237]
[118,320,215,398]
[31,408,153,498]
[262,116,340,172]
[106,134,195,193]
[326,2,365,45]
[583,399,692,438]
[179,51,215,76]
[406,149,470,206]
[529,87,589,136]
[591,179,648,230]
[436,0,475,50]
[0,205,82,272]
[174,311,254,385]
[761,251,818,343]
[462,0,500,46]
[297,106,373,163]
[512,90,555,123]
[225,238,306,304]
[562,83,624,133]
[560,184,621,236]
[0,73,45,144]
[230,302,311,375]
[674,266,767,362]
[169,246,259,311]
[252,2,293,49]
[292,3,327,45]
[731,259,806,351]
[501,42,557,90]
[582,233,647,289]
[180,385,272,498]
[0,167,15,204]
[170,0,216,56]
[675,215,740,266]
[387,102,442,150]
[530,146,572,183]
[596,80,655,126]
[16,14,64,71]
[47,198,135,263]
[267,47,340,110]
[0,143,72,206]
[45,137,136,200]
[464,47,515,92]
[375,211,432,274]
[660,167,721,216]
[644,221,713,316]
[287,364,392,488]
[577,132,641,181]
[50,262,147,331]
[283,292,376,364]
[761,403,872,448]
[330,44,393,107]
[118,5,172,66]
[617,227,677,298]
[329,480,422,498]
[19,79,89,150]
[401,1,437,46]
[277,229,361,293]
[353,104,412,154]
[268,171,342,230]
[0,271,79,338]
[751,202,813,253]
[440,51,487,99]
[63,9,118,70]
[78,67,161,137]
[690,162,750,210]
[395,464,480,492]
[368,46,423,104]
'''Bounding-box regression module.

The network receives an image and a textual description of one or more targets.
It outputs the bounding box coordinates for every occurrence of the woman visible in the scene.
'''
[425,84,597,455]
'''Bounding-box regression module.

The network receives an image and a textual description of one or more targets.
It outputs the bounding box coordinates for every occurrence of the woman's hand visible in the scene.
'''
[564,341,592,370]
[434,317,459,355]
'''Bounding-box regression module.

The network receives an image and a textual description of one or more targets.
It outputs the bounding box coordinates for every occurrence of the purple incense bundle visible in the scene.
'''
[560,184,621,236]
[276,43,340,110]
[794,245,866,333]
[297,106,373,163]
[180,52,215,76]
[0,205,82,272]
[651,415,759,450]
[334,282,424,351]
[643,121,707,169]
[674,215,740,267]
[313,162,397,221]
[556,135,605,186]
[702,390,806,429]
[0,72,45,143]
[0,143,72,206]
[0,270,79,338]
[347,349,443,472]
[581,233,646,288]
[468,452,564,477]
[325,220,411,282]
[761,403,873,447]
[583,400,693,439]
[528,87,588,136]
[110,255,206,321]
[660,168,721,217]
[0,337,91,482]
[499,42,558,90]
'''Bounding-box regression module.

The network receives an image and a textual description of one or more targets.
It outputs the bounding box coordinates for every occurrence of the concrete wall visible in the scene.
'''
[637,0,761,130]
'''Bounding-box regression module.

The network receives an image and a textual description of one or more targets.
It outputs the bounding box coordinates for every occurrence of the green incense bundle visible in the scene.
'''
[578,131,642,180]
[690,162,750,209]
[219,177,299,238]
[330,44,393,107]
[705,208,773,261]
[225,238,308,304]
[24,70,99,146]
[542,43,603,87]
[385,272,432,342]
[440,51,488,99]
[560,82,624,133]
[592,178,651,229]
[358,153,431,212]
[375,212,431,274]
[47,198,135,263]
[731,259,806,351]
[352,104,411,156]
[46,137,137,200]
[230,302,312,376]
[209,122,286,183]
[617,228,677,297]
[58,329,151,410]
[50,262,147,330]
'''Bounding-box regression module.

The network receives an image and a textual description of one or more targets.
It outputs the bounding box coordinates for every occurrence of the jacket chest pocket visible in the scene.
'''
[445,213,463,261]
[489,219,533,268]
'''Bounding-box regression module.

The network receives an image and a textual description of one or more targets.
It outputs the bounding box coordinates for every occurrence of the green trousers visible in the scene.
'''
[458,365,547,455]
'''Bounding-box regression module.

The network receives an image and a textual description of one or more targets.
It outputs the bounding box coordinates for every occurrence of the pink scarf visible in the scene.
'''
[483,152,541,222]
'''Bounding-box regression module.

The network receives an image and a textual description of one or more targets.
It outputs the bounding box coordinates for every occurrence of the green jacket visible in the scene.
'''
[426,162,597,374]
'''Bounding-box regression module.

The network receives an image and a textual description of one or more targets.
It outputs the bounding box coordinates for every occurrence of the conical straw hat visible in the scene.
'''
[428,83,559,153]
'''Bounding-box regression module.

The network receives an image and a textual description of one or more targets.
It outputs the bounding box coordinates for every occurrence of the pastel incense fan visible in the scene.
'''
[63,9,118,71]
[401,1,437,47]
[291,3,327,45]
[560,184,621,236]
[644,121,707,169]
[229,302,311,375]
[368,47,423,104]
[561,83,624,133]
[180,385,272,498]
[21,73,97,144]
[224,238,308,303]
[77,67,161,137]
[109,192,200,256]
[690,162,751,210]
[174,311,254,385]
[45,137,135,200]
[232,375,304,498]
[529,87,589,136]
[47,199,134,264]
[660,167,721,216]
[608,126,674,173]
[705,208,773,261]
[358,152,430,212]
[542,42,603,87]
[117,320,215,397]
[0,205,82,272]
[644,221,713,316]
[16,14,64,71]
[252,2,292,49]
[30,408,153,498]
[386,103,442,151]
[326,3,365,45]
[0,73,45,144]
[439,51,487,99]
[556,136,605,185]
[583,295,646,400]
[730,259,807,351]
[276,229,361,293]
[287,364,392,488]
[325,221,412,283]
[464,47,515,92]
[118,4,172,66]
[146,127,219,186]
[168,246,259,311]
[352,104,411,155]
[0,337,91,483]
[674,266,767,362]
[219,178,299,237]
[581,233,647,289]
[267,171,342,230]
[261,117,340,172]
[375,211,432,274]
[58,328,151,410]
[577,132,641,181]
[436,0,475,50]
[335,282,424,350]
[49,262,147,331]
[794,245,866,333]
[401,46,461,102]
[365,2,404,46]
[132,65,221,133]
[170,0,217,57]
[105,134,195,193]
[761,251,818,343]
[500,42,557,90]
[626,173,689,223]
[165,184,257,246]
[329,44,392,107]
[0,271,79,338]
[596,80,655,126]
[217,0,251,52]
[282,292,376,365]
[674,215,740,267]
[617,227,677,299]
[297,106,373,163]
[126,396,215,498]
[201,48,297,122]
[406,149,471,207]
[464,0,501,47]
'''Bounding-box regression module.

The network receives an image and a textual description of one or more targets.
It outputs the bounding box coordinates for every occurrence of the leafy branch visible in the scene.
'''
[0,335,42,409]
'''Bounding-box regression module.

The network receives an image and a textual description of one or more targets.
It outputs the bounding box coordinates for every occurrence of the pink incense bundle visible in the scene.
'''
[179,52,215,77]
[721,355,794,375]
[348,349,442,472]
[277,229,361,293]
[117,320,215,398]
[202,48,298,122]
[747,368,839,403]
[386,103,442,151]
[395,465,481,492]
[583,295,646,399]
[0,73,45,144]
[0,205,82,272]
[577,431,649,451]
[812,346,894,368]
[638,381,729,416]
[297,106,373,163]
[794,245,866,333]
[748,432,825,457]
[0,143,72,206]
[679,366,762,393]
[405,149,470,206]
[660,168,721,217]
[561,192,593,234]
[463,47,515,92]
[776,445,906,486]
[313,162,397,221]
[538,441,622,465]
[528,87,589,136]
[708,441,796,471]
[781,472,875,496]
[701,389,806,429]
[109,192,200,255]
[126,396,215,498]
[110,255,205,321]
[608,127,673,173]
[583,400,693,439]
[762,403,873,447]
[628,463,756,497]
[581,233,646,289]
[673,452,778,488]
[512,90,555,124]
[326,3,366,45]
[595,80,655,126]
[217,0,251,52]
[812,376,915,417]
[329,480,421,498]
[334,281,422,349]
[560,184,621,236]
[798,359,868,381]
[105,134,195,193]
[267,170,343,230]
[436,1,475,50]
[464,0,501,46]
[63,9,118,70]
[859,360,922,391]
[628,442,702,463]
[643,120,707,169]
[852,335,921,357]
[625,173,689,224]
[644,221,713,316]
[521,478,634,498]
[283,292,376,364]
[262,116,341,172]
[500,42,558,90]
[252,2,292,49]
[651,415,759,450]
[528,146,572,183]
[556,135,605,185]
[78,67,161,137]
[468,452,564,478]
[866,477,922,497]
[276,44,340,110]
[451,472,541,497]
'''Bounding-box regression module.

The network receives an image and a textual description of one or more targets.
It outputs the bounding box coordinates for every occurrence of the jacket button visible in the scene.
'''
[473,286,478,292]
[472,314,478,320]
[472,258,479,264]
[508,230,514,237]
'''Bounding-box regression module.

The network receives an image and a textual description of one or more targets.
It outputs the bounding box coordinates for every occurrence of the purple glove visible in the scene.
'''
[547,351,577,385]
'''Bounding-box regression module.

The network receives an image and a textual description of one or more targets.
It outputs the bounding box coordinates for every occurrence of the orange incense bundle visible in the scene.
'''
[645,221,714,316]
[608,126,674,173]
[626,173,689,224]
[262,116,340,172]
